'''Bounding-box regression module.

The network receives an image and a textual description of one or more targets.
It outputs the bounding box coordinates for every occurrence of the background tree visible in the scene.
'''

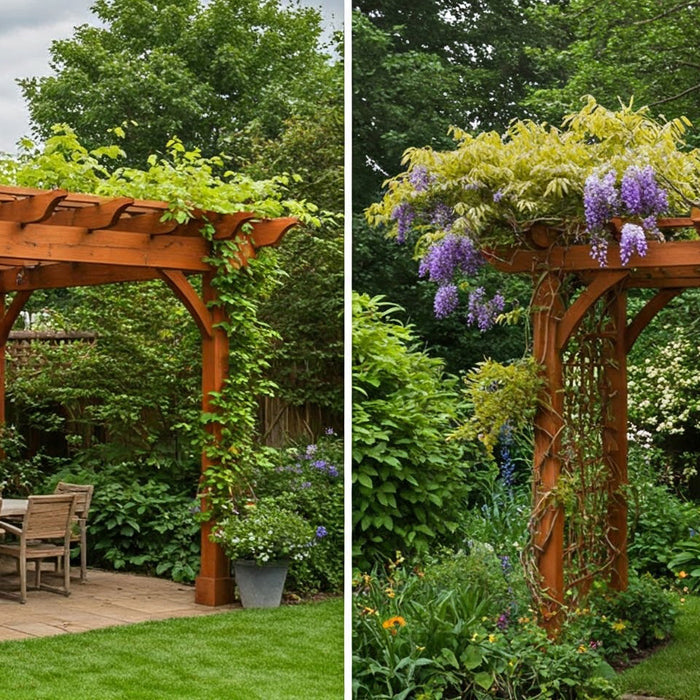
[21,0,331,167]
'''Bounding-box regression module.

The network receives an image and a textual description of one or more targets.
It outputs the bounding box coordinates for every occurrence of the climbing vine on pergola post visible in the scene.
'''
[0,184,297,606]
[487,214,700,626]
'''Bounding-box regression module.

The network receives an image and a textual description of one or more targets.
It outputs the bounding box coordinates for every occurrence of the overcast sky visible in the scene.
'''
[0,0,344,154]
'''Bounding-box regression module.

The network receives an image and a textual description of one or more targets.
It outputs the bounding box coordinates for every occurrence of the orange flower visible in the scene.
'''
[382,616,406,635]
[678,570,688,579]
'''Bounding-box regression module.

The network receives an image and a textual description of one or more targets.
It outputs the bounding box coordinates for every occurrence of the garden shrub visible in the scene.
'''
[253,432,344,593]
[353,554,619,699]
[352,292,492,569]
[46,463,200,583]
[570,574,677,663]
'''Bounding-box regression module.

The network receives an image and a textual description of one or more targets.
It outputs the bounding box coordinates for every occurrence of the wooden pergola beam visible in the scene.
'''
[488,240,700,274]
[0,263,161,292]
[0,221,210,271]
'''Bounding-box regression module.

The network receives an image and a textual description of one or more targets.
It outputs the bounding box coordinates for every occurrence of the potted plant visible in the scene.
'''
[210,496,316,608]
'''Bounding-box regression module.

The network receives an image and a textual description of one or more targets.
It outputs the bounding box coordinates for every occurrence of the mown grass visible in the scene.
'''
[619,595,700,700]
[0,598,343,699]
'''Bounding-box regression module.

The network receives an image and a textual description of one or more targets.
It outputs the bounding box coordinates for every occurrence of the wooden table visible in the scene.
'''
[0,499,28,518]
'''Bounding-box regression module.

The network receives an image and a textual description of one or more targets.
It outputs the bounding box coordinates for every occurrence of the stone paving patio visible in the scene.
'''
[0,562,238,641]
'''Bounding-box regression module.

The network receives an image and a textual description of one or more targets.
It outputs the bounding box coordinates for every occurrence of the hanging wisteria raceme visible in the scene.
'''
[467,287,505,332]
[418,233,484,285]
[390,202,414,244]
[408,165,434,192]
[619,223,648,266]
[433,284,459,319]
[620,166,668,217]
[583,165,668,266]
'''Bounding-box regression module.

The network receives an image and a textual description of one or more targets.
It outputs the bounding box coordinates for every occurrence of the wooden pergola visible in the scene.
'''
[487,211,700,624]
[0,184,297,606]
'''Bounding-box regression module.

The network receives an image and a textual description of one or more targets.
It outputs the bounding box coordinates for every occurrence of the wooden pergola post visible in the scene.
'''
[0,185,297,606]
[602,288,629,591]
[531,272,565,624]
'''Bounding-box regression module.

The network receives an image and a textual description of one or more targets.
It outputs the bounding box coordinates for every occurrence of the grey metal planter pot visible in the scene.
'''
[234,560,290,608]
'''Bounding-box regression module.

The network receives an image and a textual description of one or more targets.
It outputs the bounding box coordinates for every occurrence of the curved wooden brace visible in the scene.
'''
[625,288,683,354]
[556,271,628,350]
[158,269,213,338]
[249,217,299,248]
[49,197,134,230]
[0,290,33,345]
[0,190,68,224]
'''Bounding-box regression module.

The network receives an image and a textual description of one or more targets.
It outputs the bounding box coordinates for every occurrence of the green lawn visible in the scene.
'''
[619,595,700,699]
[0,598,343,699]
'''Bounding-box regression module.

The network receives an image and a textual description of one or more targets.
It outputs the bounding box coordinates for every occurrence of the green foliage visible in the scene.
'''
[579,574,677,661]
[46,464,200,583]
[454,357,543,456]
[524,0,700,147]
[253,433,344,593]
[353,555,619,700]
[368,98,700,248]
[352,293,487,567]
[668,537,700,592]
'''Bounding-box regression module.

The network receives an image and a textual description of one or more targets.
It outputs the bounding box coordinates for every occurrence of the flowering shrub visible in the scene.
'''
[210,496,316,565]
[353,554,620,699]
[367,98,700,324]
[252,431,343,592]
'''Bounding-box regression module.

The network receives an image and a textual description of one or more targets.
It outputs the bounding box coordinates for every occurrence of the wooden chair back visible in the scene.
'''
[23,494,76,541]
[54,482,94,520]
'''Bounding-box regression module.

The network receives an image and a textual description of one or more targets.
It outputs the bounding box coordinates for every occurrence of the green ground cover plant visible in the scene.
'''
[0,599,343,700]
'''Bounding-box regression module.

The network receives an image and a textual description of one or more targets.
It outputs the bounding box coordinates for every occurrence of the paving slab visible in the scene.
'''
[0,563,238,641]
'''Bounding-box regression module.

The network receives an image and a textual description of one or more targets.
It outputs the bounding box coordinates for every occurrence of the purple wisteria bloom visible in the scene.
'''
[584,170,618,233]
[433,284,459,318]
[620,166,668,217]
[391,202,415,243]
[590,234,609,267]
[418,234,484,285]
[409,165,434,192]
[466,288,505,331]
[430,202,456,231]
[619,223,648,265]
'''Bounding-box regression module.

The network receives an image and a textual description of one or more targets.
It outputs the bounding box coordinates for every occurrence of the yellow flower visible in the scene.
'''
[577,645,587,653]
[611,621,626,633]
[488,634,497,643]
[360,606,377,616]
[382,616,406,635]
[385,588,396,599]
[471,632,480,642]
[678,570,688,579]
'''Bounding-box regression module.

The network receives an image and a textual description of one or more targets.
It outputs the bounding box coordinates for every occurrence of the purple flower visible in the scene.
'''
[433,284,459,318]
[324,427,335,436]
[620,166,668,218]
[590,233,609,267]
[391,202,415,244]
[619,223,648,265]
[312,459,328,471]
[327,466,339,478]
[497,610,510,630]
[316,526,328,538]
[584,170,618,233]
[418,234,484,285]
[430,202,456,231]
[300,481,312,489]
[466,287,505,331]
[493,189,504,203]
[305,444,318,457]
[409,165,433,192]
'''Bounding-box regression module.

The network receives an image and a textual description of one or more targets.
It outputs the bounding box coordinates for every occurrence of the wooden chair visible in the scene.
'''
[54,482,94,583]
[0,493,76,604]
